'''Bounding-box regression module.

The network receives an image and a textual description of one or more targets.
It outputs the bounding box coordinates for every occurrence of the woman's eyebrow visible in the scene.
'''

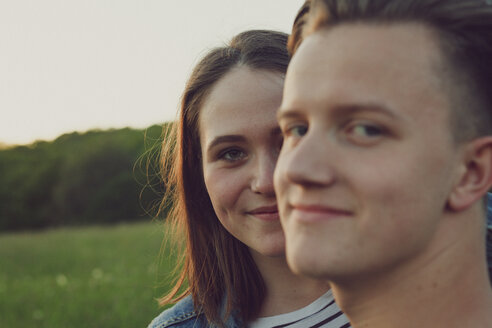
[207,135,245,151]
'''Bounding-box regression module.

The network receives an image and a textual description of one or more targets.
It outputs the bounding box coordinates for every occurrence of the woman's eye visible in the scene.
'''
[219,149,247,162]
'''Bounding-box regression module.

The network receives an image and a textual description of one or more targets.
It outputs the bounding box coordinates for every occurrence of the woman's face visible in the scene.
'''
[199,66,285,257]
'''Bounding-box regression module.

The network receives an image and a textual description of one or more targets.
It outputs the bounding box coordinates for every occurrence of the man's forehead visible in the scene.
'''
[297,22,443,72]
[284,23,449,112]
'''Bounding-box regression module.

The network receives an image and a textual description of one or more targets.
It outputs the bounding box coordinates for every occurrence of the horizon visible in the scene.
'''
[0,121,169,148]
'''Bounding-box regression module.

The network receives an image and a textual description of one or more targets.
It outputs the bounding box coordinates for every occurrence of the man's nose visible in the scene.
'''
[281,131,337,188]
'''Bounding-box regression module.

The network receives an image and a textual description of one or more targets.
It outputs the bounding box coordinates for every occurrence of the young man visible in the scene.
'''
[274,1,492,327]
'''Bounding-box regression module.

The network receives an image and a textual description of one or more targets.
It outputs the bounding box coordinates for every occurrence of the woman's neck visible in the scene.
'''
[251,251,330,318]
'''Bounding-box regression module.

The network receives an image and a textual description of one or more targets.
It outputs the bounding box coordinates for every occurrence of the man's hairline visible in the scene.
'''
[294,19,479,144]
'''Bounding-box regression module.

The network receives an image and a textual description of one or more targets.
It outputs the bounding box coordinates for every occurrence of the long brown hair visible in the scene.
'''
[288,0,492,140]
[158,30,289,326]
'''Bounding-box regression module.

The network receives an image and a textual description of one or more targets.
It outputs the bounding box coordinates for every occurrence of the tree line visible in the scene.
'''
[0,124,168,232]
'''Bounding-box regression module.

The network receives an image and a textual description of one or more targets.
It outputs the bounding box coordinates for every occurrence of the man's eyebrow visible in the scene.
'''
[277,103,400,120]
[330,103,400,119]
[206,135,245,152]
[277,107,304,121]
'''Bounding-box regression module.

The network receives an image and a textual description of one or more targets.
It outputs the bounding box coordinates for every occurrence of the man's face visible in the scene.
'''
[274,23,464,280]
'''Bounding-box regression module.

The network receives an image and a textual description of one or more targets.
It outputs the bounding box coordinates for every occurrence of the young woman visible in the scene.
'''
[147,30,350,328]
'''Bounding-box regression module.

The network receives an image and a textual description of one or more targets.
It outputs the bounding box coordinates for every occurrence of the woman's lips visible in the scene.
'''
[248,205,280,221]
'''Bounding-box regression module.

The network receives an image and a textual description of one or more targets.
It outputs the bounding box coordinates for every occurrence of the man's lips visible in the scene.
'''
[290,204,352,223]
[247,205,279,221]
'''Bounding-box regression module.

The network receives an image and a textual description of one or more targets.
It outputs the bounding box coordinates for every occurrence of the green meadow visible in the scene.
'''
[0,221,177,328]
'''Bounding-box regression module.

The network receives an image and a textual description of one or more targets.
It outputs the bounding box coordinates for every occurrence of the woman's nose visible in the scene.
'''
[251,152,276,196]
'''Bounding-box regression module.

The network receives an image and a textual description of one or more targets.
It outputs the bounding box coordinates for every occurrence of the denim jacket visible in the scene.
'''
[149,193,492,328]
[147,295,242,328]
[487,192,492,279]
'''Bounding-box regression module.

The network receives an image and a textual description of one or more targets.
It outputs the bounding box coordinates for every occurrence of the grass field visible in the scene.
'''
[0,221,178,328]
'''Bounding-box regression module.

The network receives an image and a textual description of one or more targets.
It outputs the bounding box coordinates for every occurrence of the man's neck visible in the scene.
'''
[331,215,492,328]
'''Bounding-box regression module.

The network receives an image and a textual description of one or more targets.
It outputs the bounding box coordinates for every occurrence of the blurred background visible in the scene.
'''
[0,1,302,327]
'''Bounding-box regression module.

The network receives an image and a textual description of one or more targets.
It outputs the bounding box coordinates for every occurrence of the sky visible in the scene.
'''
[0,0,303,145]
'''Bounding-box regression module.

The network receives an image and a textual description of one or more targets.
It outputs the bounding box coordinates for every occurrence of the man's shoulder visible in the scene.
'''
[147,295,205,328]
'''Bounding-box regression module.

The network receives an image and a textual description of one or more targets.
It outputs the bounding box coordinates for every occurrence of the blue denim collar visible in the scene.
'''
[148,294,243,328]
[486,193,492,284]
[487,192,492,226]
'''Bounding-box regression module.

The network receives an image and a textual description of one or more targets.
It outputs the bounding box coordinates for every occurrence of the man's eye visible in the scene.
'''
[286,125,308,138]
[219,149,247,162]
[345,122,387,145]
[350,124,383,137]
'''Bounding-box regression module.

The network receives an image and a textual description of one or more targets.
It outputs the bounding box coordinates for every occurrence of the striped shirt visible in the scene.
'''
[248,290,350,328]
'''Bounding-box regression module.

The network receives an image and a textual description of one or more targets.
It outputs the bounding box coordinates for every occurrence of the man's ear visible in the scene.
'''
[448,136,492,212]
